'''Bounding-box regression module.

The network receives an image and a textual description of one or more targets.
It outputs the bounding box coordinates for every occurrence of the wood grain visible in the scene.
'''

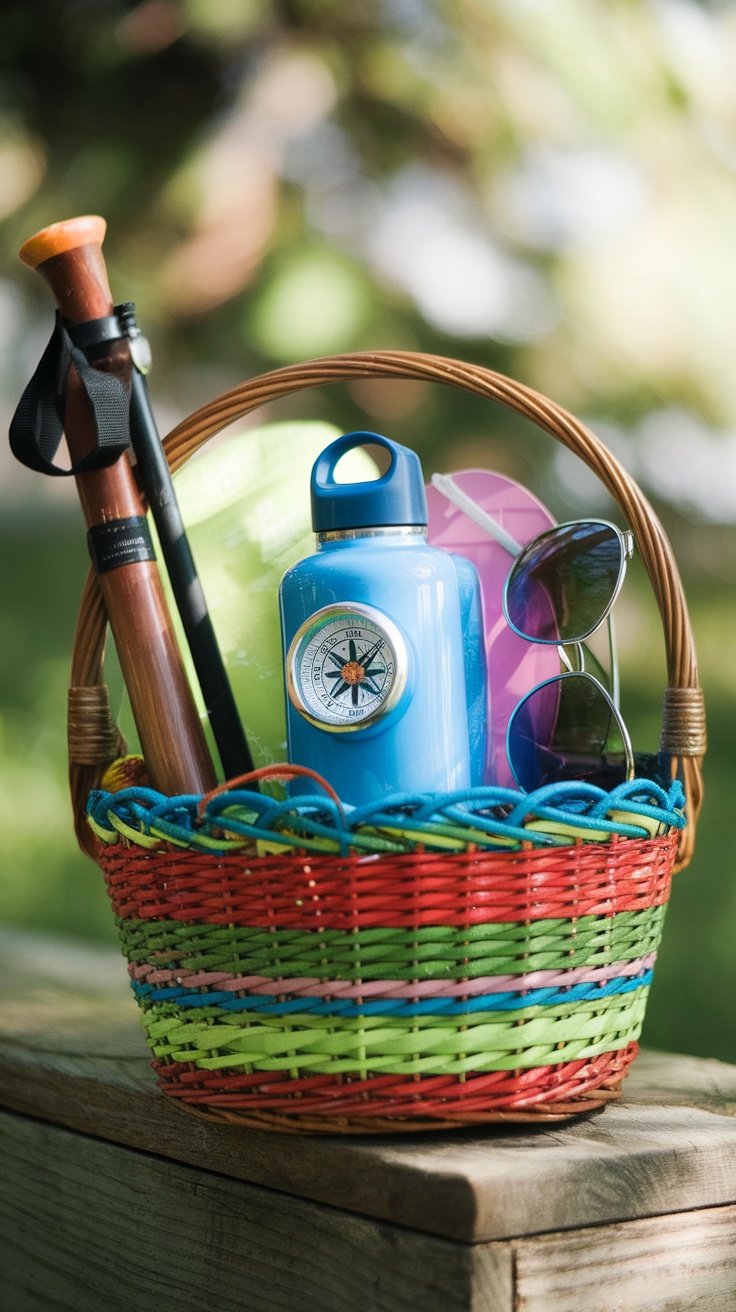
[0,1110,513,1312]
[1,1083,734,1311]
[0,930,735,1247]
[513,1205,736,1311]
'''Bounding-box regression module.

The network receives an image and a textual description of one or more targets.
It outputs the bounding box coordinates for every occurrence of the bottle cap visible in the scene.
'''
[311,431,427,532]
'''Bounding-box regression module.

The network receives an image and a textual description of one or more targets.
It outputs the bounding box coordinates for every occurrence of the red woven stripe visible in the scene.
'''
[152,1042,638,1119]
[99,833,677,928]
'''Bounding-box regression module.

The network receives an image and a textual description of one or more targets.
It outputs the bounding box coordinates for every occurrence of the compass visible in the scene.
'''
[286,603,409,732]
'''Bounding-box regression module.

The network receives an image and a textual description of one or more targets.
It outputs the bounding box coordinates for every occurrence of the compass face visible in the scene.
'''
[286,603,408,731]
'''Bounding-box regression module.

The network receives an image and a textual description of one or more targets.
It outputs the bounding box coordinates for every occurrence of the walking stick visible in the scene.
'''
[12,216,218,798]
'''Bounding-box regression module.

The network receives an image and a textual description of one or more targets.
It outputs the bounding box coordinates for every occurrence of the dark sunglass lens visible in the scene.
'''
[505,522,623,644]
[507,675,628,791]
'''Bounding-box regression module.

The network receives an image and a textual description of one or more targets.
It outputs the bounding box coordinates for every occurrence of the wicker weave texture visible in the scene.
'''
[153,1043,639,1129]
[73,350,701,1127]
[100,831,676,928]
[102,827,676,1128]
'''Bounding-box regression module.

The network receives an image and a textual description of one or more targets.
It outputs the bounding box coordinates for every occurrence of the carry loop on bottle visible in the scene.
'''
[279,430,485,803]
[64,350,705,1134]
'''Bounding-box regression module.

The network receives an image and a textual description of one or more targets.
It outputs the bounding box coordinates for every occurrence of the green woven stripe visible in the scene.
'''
[140,987,648,1076]
[118,904,667,982]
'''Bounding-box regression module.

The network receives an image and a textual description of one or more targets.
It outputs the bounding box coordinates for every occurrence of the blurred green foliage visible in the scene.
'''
[1,1,734,1063]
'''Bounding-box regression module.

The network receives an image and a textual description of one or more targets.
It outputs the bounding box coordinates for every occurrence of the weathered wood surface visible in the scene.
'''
[512,1205,736,1312]
[2,1103,734,1311]
[1,927,736,1250]
[0,1110,513,1312]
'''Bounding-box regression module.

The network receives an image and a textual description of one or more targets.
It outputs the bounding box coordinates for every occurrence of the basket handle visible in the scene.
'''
[69,351,705,867]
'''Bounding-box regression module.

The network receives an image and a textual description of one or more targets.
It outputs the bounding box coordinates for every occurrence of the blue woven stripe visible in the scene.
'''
[131,968,653,1016]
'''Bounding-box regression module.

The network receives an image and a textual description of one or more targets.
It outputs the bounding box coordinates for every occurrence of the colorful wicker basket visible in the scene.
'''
[68,352,706,1133]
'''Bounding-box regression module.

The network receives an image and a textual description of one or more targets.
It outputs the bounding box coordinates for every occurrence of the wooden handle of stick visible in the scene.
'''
[20,216,216,797]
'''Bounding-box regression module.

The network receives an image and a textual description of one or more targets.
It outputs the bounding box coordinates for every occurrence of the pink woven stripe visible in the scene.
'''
[130,952,656,997]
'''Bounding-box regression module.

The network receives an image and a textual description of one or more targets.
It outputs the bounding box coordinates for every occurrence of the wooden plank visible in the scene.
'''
[624,1047,736,1118]
[512,1204,736,1311]
[1,928,736,1245]
[0,1108,513,1312]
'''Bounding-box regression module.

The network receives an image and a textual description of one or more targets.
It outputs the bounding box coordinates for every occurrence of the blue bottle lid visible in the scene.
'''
[310,431,428,532]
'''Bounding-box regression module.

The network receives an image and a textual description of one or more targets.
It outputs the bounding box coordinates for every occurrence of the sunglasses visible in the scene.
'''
[502,519,637,791]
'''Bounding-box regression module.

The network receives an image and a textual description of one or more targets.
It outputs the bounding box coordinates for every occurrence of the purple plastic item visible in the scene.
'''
[426,469,559,787]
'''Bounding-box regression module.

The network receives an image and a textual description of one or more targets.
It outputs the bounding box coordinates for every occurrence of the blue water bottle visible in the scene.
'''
[278,431,486,805]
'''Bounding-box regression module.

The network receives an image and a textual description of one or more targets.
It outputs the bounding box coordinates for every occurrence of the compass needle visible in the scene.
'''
[359,638,383,668]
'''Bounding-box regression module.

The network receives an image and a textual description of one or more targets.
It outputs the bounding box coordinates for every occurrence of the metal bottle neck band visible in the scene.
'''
[316,526,427,544]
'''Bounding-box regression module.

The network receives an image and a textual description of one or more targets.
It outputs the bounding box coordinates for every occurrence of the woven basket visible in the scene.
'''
[69,352,706,1133]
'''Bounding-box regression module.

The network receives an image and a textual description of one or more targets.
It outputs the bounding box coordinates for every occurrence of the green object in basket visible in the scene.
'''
[150,421,378,774]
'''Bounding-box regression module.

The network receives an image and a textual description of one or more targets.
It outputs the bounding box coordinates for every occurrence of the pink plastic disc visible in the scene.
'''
[426,470,558,787]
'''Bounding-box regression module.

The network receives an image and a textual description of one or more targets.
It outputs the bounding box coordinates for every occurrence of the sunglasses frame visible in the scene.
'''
[506,668,636,791]
[502,518,634,647]
[501,518,636,791]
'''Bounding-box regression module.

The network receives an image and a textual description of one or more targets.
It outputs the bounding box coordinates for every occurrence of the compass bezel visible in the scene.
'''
[286,602,409,733]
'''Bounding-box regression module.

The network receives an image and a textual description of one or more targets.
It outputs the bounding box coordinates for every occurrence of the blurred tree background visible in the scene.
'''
[1,0,734,1062]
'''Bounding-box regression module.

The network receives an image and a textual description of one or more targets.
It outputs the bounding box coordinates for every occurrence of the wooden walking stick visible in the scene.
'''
[13,216,217,799]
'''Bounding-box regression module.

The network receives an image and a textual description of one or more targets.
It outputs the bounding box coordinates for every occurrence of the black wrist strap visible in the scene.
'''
[9,309,132,477]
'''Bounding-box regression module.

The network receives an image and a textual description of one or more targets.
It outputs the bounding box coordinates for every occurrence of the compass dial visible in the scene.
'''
[286,603,408,731]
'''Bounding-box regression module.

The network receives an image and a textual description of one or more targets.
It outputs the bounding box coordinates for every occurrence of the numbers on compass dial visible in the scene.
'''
[287,605,408,730]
